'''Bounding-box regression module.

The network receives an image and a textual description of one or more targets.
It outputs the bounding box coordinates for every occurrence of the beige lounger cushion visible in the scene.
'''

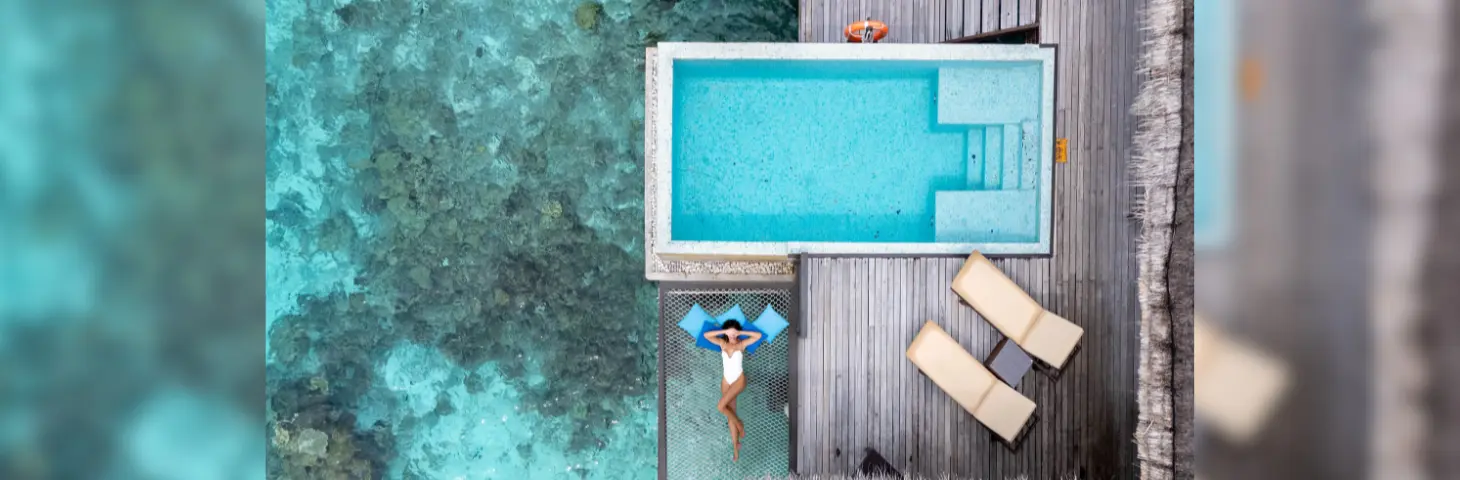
[1193,318,1220,373]
[1021,311,1084,368]
[906,321,995,414]
[973,382,1037,442]
[1194,318,1289,444]
[907,321,1036,443]
[953,251,1084,369]
[951,251,1042,340]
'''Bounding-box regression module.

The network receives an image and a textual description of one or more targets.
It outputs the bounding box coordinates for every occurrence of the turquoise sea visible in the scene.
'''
[264,0,795,478]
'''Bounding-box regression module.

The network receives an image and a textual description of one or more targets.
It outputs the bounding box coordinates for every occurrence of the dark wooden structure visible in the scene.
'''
[792,0,1142,477]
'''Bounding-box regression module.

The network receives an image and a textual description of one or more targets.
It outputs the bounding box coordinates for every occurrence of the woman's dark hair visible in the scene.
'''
[718,320,743,340]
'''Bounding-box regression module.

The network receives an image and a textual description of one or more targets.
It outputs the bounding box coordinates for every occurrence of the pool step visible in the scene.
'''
[937,65,1043,125]
[1020,120,1038,190]
[934,190,1040,243]
[966,123,1037,190]
[966,126,985,189]
[983,126,1003,189]
[1001,123,1020,190]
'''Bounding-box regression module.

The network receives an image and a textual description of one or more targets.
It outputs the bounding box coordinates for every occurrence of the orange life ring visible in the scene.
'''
[844,20,889,43]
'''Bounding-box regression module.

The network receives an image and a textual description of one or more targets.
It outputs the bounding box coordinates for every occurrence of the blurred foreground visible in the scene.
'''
[1,0,263,478]
[1193,0,1450,479]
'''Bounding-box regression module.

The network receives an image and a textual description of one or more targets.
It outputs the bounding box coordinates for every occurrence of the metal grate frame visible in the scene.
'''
[659,283,796,480]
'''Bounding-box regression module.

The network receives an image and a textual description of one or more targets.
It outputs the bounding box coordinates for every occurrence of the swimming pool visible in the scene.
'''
[652,43,1056,257]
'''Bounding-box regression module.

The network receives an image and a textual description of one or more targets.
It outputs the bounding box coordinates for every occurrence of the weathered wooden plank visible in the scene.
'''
[800,260,810,470]
[824,258,835,472]
[894,259,907,473]
[981,0,1000,33]
[887,258,899,466]
[800,264,811,466]
[812,259,822,470]
[823,256,835,469]
[853,265,860,471]
[895,259,905,462]
[871,260,880,458]
[921,259,937,475]
[871,259,881,460]
[1001,0,1019,29]
[896,0,911,43]
[928,0,937,42]
[840,258,852,466]
[1020,0,1037,25]
[877,259,890,460]
[1069,0,1087,475]
[825,258,834,471]
[946,258,957,469]
[813,260,822,471]
[1050,1,1072,475]
[962,0,981,36]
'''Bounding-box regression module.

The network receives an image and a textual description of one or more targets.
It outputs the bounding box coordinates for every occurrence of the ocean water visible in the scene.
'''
[264,0,795,478]
[670,59,1045,244]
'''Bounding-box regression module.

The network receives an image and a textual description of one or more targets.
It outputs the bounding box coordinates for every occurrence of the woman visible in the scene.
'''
[703,320,762,462]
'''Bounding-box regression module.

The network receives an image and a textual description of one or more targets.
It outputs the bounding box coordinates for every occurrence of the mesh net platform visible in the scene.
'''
[660,286,793,480]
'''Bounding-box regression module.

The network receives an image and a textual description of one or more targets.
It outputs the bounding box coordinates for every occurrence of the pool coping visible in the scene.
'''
[650,42,1057,258]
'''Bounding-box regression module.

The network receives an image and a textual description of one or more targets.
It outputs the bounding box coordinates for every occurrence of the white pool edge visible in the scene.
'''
[652,43,1057,257]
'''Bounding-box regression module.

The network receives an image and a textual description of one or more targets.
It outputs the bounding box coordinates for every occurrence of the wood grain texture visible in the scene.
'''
[797,0,1038,42]
[1001,0,1020,29]
[982,0,1002,33]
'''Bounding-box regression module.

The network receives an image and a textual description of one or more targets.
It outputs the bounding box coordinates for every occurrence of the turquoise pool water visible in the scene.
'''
[264,1,796,478]
[671,59,1046,244]
[1195,0,1234,248]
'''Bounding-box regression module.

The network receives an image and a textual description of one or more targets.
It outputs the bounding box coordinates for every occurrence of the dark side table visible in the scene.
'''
[985,337,1034,388]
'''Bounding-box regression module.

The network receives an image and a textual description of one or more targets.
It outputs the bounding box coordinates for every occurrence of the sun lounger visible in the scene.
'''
[906,321,1036,444]
[1195,316,1289,444]
[951,251,1084,368]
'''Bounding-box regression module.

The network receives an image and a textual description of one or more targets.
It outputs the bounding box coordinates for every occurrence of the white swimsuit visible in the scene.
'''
[722,350,744,383]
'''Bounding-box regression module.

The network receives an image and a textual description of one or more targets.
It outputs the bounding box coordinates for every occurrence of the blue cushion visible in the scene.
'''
[687,304,777,354]
[716,305,748,326]
[717,304,767,354]
[740,321,767,354]
[693,320,723,351]
[678,304,715,338]
[753,306,791,346]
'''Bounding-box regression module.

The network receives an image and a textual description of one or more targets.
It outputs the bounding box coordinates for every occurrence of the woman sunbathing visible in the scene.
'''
[703,320,762,462]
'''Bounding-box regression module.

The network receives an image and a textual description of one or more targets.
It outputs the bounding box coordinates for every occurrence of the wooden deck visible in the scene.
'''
[794,0,1142,477]
[799,0,1039,43]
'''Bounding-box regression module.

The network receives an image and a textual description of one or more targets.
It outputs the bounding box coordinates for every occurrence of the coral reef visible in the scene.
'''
[576,1,604,31]
[268,377,395,480]
[266,0,795,477]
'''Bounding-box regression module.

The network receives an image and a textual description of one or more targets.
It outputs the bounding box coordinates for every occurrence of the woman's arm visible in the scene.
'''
[739,331,763,345]
[702,330,729,348]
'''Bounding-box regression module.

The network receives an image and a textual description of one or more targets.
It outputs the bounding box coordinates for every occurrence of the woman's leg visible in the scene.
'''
[717,376,747,426]
[717,376,748,460]
[728,395,743,439]
[720,380,739,436]
[720,380,741,438]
